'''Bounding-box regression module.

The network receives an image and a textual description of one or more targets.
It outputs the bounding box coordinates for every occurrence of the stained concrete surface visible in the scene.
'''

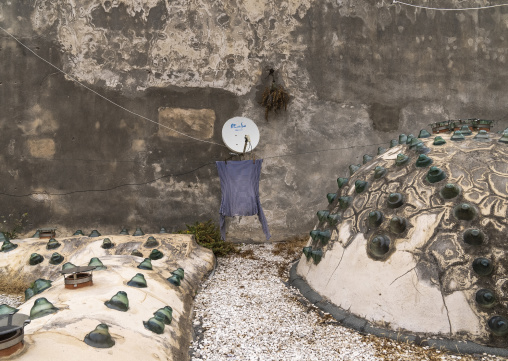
[0,1,508,240]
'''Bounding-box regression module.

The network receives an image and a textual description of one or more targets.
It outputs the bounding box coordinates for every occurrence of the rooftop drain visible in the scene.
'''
[143,314,165,334]
[29,253,43,266]
[119,228,129,235]
[84,324,115,348]
[105,291,129,312]
[46,238,60,250]
[101,238,114,249]
[127,273,147,288]
[61,266,96,289]
[1,239,17,253]
[131,250,143,257]
[29,298,58,319]
[137,258,153,270]
[36,228,56,239]
[0,313,30,357]
[73,230,84,236]
[133,228,145,236]
[144,236,159,248]
[89,230,101,237]
[149,249,163,260]
[88,257,106,270]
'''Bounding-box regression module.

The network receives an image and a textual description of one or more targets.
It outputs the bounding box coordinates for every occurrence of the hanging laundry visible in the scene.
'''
[216,159,271,241]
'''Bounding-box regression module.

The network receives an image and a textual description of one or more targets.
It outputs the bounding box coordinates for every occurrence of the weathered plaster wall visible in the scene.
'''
[0,0,507,240]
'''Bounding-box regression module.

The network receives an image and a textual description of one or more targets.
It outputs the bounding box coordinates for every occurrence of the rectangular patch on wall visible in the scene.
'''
[158,107,215,139]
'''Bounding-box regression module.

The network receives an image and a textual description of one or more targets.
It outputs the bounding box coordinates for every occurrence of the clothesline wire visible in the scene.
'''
[0,25,227,149]
[392,0,508,11]
[0,141,389,198]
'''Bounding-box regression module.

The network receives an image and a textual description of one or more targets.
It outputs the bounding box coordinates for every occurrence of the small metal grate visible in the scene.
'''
[61,266,96,289]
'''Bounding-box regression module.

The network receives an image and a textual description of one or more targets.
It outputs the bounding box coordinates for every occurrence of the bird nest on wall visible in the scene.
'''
[260,69,290,121]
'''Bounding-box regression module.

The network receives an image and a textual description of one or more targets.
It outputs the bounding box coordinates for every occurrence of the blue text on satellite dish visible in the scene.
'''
[231,123,246,131]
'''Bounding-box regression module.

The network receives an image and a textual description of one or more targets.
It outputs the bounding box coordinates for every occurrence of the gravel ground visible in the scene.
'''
[0,293,23,308]
[190,243,507,361]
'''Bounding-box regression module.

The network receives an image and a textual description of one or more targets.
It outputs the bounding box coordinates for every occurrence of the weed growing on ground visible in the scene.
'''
[0,212,28,240]
[0,273,32,295]
[271,234,308,279]
[178,220,238,257]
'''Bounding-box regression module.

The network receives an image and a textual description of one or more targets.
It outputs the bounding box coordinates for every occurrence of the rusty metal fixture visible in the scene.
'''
[61,266,96,289]
[37,228,56,239]
[0,313,30,357]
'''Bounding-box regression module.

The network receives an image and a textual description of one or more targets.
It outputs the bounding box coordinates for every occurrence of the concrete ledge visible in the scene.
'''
[289,261,508,358]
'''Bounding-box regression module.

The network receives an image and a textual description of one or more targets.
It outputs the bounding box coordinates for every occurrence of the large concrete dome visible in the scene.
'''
[296,128,508,350]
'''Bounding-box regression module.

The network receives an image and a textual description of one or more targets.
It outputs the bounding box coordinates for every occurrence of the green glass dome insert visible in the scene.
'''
[327,213,341,227]
[395,153,409,166]
[338,196,352,210]
[377,147,386,155]
[454,204,477,221]
[317,230,331,245]
[73,230,84,236]
[171,268,185,280]
[88,257,107,270]
[415,142,430,154]
[133,227,145,236]
[451,131,465,141]
[84,324,115,348]
[355,180,368,193]
[31,230,39,238]
[302,247,312,260]
[398,134,407,144]
[33,279,52,294]
[363,154,373,164]
[316,210,330,223]
[311,250,323,265]
[149,249,164,260]
[408,138,421,149]
[30,297,58,319]
[131,249,143,257]
[310,230,320,242]
[49,252,64,265]
[29,253,43,266]
[374,166,386,179]
[1,239,17,252]
[463,228,484,245]
[167,274,181,286]
[406,134,414,144]
[144,236,159,248]
[474,130,490,141]
[143,314,165,334]
[389,217,407,234]
[137,258,153,270]
[46,238,60,250]
[418,129,431,138]
[367,211,383,228]
[433,136,446,145]
[0,304,18,315]
[389,139,398,148]
[349,164,361,176]
[336,177,348,189]
[159,227,168,234]
[154,306,173,325]
[460,125,472,135]
[119,228,129,235]
[127,273,147,288]
[369,235,391,258]
[387,193,404,209]
[415,154,433,168]
[440,183,461,199]
[475,289,496,308]
[105,291,129,312]
[488,316,508,337]
[472,258,493,276]
[499,130,508,144]
[326,193,337,204]
[101,238,114,249]
[89,230,101,237]
[25,287,35,301]
[62,262,76,271]
[426,166,447,183]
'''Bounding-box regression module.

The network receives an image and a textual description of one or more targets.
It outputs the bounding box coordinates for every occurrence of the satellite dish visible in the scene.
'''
[222,117,260,153]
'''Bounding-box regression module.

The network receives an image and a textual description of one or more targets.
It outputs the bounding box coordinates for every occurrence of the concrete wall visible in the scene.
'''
[1,0,507,241]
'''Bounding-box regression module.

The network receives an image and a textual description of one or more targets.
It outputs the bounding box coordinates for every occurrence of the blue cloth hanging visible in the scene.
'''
[216,159,271,241]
